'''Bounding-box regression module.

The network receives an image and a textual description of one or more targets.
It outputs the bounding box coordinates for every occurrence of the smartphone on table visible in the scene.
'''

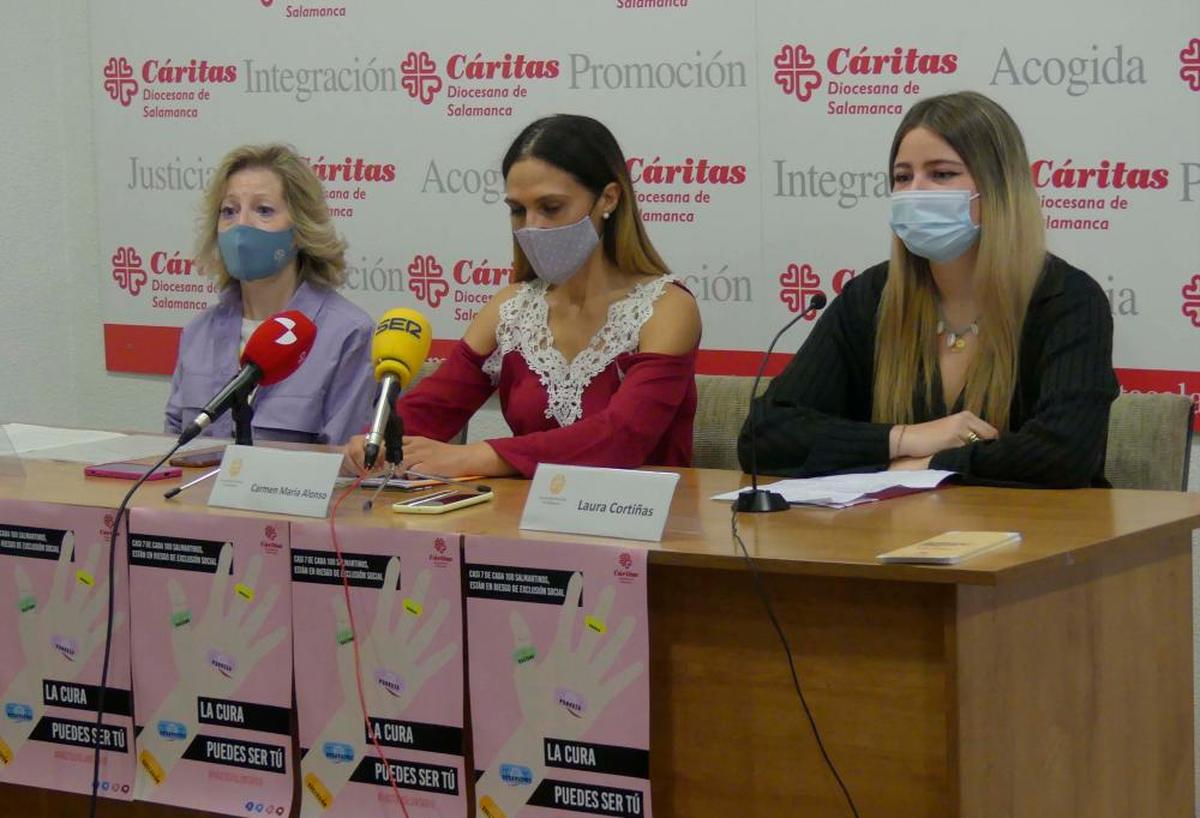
[169,447,226,468]
[84,461,182,481]
[392,487,494,514]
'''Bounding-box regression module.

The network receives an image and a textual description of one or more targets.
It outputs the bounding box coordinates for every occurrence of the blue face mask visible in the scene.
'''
[889,190,980,262]
[218,225,297,282]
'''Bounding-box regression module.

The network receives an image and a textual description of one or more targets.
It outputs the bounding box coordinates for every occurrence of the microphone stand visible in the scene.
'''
[735,292,828,513]
[231,386,254,446]
[362,411,405,512]
[384,410,403,466]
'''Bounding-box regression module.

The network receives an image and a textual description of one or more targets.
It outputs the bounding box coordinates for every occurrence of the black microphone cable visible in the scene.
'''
[730,506,861,818]
[731,289,860,817]
[87,443,181,818]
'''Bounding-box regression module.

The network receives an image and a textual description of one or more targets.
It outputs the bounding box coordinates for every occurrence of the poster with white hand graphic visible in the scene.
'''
[466,538,650,818]
[291,523,464,818]
[0,501,134,799]
[127,510,292,817]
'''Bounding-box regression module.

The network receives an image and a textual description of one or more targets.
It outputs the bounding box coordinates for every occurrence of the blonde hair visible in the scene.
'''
[501,115,669,282]
[195,143,348,290]
[872,91,1046,431]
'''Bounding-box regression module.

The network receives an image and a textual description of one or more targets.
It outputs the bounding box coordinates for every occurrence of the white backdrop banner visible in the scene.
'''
[91,0,1200,427]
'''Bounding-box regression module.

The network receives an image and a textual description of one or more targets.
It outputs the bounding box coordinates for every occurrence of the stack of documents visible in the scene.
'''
[712,470,955,509]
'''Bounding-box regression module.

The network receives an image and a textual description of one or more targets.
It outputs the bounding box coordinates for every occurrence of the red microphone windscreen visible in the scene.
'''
[241,310,318,386]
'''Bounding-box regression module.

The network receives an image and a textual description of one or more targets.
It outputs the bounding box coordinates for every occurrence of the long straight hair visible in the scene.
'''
[872,91,1046,430]
[501,114,668,282]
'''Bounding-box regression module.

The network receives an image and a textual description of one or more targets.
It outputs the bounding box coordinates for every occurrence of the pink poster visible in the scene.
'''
[0,500,134,799]
[465,537,651,818]
[127,509,292,817]
[291,522,465,818]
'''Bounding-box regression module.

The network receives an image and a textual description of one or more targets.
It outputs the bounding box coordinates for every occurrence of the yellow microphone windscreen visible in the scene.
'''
[372,308,432,387]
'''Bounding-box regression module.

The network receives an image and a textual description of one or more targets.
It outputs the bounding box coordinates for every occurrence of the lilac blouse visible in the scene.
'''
[164,281,374,444]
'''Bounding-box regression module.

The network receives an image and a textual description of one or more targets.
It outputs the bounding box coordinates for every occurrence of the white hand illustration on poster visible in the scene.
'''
[475,572,643,818]
[300,559,458,816]
[134,543,284,794]
[1,532,121,767]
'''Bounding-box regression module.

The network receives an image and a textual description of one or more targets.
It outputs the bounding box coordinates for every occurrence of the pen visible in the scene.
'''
[163,467,220,500]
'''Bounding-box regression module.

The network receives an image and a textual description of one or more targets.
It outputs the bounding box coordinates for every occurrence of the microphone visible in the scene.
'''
[177,310,317,445]
[736,291,828,513]
[363,308,432,470]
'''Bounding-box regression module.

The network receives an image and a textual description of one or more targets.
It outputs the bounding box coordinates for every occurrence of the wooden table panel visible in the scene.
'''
[953,529,1193,818]
[0,455,1196,817]
[649,564,952,818]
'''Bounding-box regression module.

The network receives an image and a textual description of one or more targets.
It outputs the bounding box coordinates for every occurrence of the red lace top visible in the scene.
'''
[395,277,697,477]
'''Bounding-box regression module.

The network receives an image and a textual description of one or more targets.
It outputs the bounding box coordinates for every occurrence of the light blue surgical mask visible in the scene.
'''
[218,225,297,282]
[514,213,601,285]
[889,190,980,262]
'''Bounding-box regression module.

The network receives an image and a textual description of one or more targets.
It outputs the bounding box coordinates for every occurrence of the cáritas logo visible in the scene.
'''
[110,245,211,298]
[101,56,237,118]
[1180,38,1200,92]
[112,247,147,296]
[102,57,138,106]
[627,156,747,185]
[1033,159,1170,191]
[779,264,825,316]
[400,50,559,113]
[1183,275,1200,328]
[773,43,957,113]
[400,51,442,104]
[403,253,511,318]
[614,551,640,584]
[261,524,282,555]
[779,263,857,314]
[407,255,450,309]
[429,536,454,568]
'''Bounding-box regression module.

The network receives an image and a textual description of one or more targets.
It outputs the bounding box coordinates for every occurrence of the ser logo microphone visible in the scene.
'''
[376,316,424,338]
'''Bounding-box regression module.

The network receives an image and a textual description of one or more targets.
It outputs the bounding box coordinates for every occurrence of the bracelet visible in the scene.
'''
[894,425,907,459]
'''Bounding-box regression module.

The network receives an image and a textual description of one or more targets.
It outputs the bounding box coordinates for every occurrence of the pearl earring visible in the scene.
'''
[602,211,610,220]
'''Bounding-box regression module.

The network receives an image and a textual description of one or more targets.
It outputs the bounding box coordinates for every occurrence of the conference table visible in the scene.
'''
[1,455,1197,818]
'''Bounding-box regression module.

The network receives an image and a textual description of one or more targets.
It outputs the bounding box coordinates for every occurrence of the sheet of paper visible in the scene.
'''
[0,502,135,799]
[1,424,126,454]
[8,431,220,465]
[711,470,955,508]
[292,524,466,817]
[127,511,293,815]
[466,537,652,818]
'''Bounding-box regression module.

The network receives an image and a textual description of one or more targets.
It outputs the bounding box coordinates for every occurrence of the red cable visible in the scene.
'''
[328,476,412,818]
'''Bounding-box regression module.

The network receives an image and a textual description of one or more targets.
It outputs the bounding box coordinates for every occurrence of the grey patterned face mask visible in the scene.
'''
[514,213,600,285]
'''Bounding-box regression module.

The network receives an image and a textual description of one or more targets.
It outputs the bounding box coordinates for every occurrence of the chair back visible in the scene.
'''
[692,375,769,470]
[1104,393,1195,490]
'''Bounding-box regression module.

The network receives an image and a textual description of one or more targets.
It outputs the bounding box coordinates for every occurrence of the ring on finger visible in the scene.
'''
[965,431,981,444]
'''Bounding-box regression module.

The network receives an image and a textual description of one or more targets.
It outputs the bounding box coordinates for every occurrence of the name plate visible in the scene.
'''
[520,464,680,542]
[208,445,342,518]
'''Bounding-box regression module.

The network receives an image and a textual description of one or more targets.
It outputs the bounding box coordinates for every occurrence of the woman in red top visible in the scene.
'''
[346,114,701,478]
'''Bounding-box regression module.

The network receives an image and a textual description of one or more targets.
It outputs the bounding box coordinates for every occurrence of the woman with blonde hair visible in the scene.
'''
[739,91,1118,487]
[165,143,374,444]
[347,114,701,477]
